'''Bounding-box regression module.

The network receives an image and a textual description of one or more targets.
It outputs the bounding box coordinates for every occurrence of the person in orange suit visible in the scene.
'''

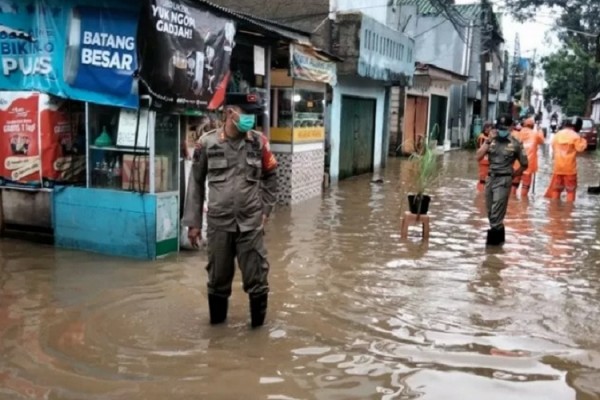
[545,117,587,202]
[513,117,545,197]
[476,122,493,191]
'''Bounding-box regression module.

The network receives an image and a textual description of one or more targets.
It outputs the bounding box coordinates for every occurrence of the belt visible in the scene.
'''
[488,173,512,177]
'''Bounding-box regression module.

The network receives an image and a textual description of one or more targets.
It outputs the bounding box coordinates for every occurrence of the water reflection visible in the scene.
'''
[1,151,600,399]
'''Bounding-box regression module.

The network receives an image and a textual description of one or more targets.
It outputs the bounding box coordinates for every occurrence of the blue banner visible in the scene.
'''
[0,0,140,108]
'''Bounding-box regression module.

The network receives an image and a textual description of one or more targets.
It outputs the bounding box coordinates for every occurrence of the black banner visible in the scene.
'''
[139,0,235,110]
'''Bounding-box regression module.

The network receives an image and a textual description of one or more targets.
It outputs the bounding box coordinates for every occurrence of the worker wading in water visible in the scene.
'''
[476,122,493,192]
[183,92,278,328]
[512,117,545,197]
[476,115,528,246]
[544,117,587,202]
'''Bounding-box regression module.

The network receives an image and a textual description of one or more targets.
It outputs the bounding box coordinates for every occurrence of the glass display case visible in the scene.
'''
[86,103,178,194]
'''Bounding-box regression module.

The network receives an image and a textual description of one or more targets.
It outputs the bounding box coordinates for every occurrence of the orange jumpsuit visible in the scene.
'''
[514,127,545,196]
[510,130,523,195]
[545,128,587,201]
[476,133,489,191]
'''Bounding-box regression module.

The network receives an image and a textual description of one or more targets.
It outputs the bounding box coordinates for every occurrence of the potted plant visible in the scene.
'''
[408,127,442,215]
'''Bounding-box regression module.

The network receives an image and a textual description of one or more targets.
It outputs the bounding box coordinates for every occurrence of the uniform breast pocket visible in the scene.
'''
[246,158,262,182]
[208,158,228,183]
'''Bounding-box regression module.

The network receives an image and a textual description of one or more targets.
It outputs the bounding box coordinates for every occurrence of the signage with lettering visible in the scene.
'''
[0,0,140,108]
[290,44,336,86]
[139,0,236,111]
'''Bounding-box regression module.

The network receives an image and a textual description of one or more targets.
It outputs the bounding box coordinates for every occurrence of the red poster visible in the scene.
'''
[0,92,41,188]
[39,95,85,187]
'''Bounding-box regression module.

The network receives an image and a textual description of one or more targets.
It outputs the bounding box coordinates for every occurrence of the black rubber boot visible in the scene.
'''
[208,295,228,325]
[498,227,505,244]
[249,294,268,328]
[486,228,504,246]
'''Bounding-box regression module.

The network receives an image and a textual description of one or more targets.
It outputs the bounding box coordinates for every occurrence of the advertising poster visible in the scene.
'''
[139,0,235,110]
[290,44,337,86]
[0,91,41,188]
[39,95,86,187]
[0,0,140,108]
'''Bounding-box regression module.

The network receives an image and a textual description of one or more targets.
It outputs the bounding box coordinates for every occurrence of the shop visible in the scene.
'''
[269,44,337,205]
[402,63,467,155]
[0,0,327,259]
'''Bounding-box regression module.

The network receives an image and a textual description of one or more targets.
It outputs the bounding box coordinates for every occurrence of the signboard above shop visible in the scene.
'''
[290,44,337,86]
[0,0,140,108]
[138,0,236,111]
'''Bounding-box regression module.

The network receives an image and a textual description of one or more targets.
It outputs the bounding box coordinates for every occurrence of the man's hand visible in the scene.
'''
[262,214,269,227]
[188,227,201,248]
[513,168,525,178]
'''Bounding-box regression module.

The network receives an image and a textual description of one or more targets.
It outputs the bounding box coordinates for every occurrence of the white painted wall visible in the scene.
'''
[330,76,386,182]
[331,0,388,24]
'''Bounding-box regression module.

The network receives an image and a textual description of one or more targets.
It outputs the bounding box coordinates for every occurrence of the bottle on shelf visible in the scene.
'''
[113,159,122,189]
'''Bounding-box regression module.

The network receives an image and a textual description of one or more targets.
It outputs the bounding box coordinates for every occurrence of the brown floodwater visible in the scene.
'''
[2,148,600,399]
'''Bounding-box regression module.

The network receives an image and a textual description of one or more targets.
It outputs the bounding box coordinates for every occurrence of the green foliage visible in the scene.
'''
[409,125,442,195]
[504,0,600,116]
[542,45,600,115]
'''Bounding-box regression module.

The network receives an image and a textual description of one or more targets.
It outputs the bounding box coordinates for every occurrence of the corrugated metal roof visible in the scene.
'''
[397,0,481,20]
[190,0,312,44]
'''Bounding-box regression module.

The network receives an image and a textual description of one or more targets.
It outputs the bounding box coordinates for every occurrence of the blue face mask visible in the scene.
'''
[497,129,509,138]
[234,112,256,133]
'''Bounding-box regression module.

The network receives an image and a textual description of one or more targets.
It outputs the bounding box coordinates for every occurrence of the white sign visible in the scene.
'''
[116,108,150,148]
[254,45,265,76]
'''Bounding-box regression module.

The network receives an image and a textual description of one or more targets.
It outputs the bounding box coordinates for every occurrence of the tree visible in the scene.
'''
[542,46,600,115]
[504,0,600,115]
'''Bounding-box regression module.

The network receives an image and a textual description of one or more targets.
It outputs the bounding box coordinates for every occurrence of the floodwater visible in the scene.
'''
[2,147,600,400]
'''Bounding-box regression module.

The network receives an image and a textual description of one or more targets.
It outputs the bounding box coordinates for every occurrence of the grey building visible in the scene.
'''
[398,0,505,147]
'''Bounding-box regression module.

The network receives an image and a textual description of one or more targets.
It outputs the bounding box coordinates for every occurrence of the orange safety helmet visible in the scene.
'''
[524,117,535,128]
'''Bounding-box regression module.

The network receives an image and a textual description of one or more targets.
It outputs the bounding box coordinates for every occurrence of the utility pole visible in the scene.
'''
[480,0,490,121]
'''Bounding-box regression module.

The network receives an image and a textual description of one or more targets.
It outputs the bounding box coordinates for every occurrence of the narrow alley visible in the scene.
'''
[2,150,600,399]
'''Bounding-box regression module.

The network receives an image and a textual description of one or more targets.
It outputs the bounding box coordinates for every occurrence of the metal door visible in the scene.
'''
[340,96,376,180]
[429,95,448,145]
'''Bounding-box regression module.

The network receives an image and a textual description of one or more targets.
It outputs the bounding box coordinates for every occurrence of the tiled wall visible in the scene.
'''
[274,149,324,206]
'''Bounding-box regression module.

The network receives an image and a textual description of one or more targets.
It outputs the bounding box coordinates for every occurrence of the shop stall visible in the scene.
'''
[53,98,181,259]
[269,44,337,205]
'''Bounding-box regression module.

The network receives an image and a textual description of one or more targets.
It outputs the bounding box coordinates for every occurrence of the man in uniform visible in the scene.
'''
[544,117,587,202]
[476,115,528,246]
[183,92,278,328]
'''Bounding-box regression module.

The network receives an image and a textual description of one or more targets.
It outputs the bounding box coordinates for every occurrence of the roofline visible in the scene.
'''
[415,62,469,82]
[191,0,312,42]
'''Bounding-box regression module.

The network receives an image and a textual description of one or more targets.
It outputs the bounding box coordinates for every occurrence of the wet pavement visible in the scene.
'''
[2,147,600,399]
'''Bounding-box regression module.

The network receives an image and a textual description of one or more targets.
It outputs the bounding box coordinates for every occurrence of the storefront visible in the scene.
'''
[269,44,337,205]
[0,0,327,259]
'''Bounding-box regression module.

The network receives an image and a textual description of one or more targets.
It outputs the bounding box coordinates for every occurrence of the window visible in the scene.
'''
[366,30,371,50]
[582,119,594,130]
[380,36,383,54]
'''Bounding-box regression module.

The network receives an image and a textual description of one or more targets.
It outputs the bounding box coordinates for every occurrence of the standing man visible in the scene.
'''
[476,115,528,246]
[544,117,587,202]
[513,117,545,197]
[183,92,278,328]
[476,122,492,192]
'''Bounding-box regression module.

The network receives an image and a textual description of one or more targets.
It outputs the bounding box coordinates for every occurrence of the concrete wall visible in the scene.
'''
[412,17,466,74]
[330,76,386,182]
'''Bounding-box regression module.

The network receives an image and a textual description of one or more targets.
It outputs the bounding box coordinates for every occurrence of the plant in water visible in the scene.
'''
[407,124,442,214]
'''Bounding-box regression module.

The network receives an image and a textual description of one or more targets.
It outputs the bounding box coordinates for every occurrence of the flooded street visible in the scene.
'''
[3,148,600,399]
